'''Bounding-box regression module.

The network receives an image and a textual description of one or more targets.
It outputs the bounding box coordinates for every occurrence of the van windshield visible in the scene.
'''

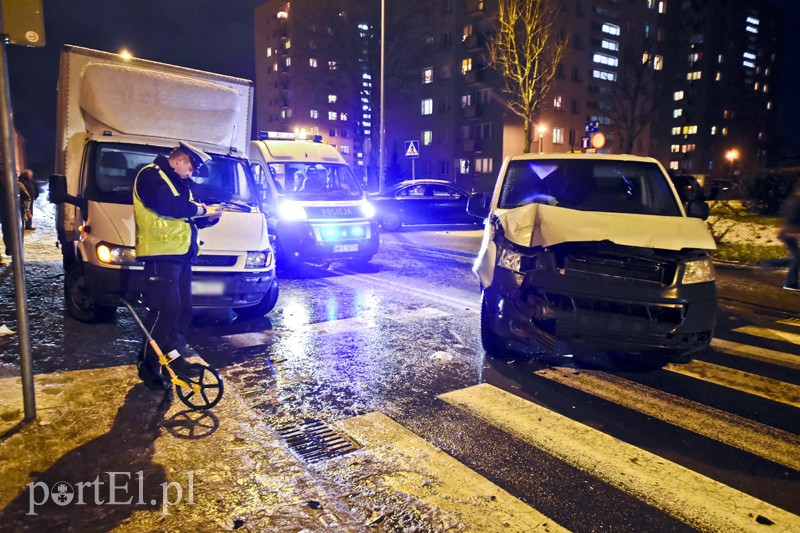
[498,159,682,217]
[266,162,363,200]
[88,143,259,207]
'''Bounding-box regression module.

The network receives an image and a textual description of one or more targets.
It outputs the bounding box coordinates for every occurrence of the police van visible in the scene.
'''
[249,132,379,270]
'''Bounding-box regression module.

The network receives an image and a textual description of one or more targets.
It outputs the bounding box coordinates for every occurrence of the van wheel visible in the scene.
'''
[235,280,279,319]
[480,292,505,356]
[381,212,402,232]
[64,267,116,323]
[274,239,297,274]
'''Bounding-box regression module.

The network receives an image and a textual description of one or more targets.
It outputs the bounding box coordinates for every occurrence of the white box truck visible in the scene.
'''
[249,132,379,270]
[49,45,278,322]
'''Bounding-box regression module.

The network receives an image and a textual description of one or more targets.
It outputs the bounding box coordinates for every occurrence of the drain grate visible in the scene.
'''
[275,419,360,462]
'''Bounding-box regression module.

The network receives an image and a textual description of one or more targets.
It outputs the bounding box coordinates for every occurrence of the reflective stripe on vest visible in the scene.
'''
[133,164,194,258]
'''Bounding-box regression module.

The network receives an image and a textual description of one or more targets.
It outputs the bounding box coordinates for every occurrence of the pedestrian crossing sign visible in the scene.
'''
[405,140,420,158]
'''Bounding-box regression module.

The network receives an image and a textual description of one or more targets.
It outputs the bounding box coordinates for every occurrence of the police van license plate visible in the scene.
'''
[333,244,358,253]
[192,280,226,295]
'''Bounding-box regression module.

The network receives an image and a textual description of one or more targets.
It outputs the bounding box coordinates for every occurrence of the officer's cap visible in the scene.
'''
[178,141,212,171]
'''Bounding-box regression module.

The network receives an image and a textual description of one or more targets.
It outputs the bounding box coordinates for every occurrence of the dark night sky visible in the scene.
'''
[4,0,800,174]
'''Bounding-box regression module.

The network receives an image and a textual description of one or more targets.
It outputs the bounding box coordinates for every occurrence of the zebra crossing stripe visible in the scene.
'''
[534,367,800,471]
[732,325,800,346]
[776,318,800,328]
[665,360,800,408]
[711,338,800,370]
[335,412,567,532]
[440,384,800,532]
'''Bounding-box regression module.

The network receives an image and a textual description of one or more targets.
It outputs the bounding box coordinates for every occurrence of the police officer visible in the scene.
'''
[133,141,221,390]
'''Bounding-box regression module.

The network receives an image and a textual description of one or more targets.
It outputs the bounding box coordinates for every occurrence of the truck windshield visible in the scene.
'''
[88,143,259,207]
[266,162,363,200]
[498,159,682,217]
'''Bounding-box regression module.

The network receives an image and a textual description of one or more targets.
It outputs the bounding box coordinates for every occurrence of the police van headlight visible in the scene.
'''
[96,242,138,265]
[245,250,270,269]
[279,201,307,221]
[681,257,715,284]
[360,200,375,219]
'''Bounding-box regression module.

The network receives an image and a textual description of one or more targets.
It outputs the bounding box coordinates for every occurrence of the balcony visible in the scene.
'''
[466,0,485,17]
[464,69,483,85]
[463,33,485,52]
[463,103,482,119]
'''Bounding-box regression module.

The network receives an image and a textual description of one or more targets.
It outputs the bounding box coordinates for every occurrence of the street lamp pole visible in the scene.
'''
[725,149,739,180]
[378,0,386,193]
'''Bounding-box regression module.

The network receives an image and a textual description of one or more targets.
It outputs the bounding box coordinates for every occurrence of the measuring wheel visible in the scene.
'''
[175,363,224,411]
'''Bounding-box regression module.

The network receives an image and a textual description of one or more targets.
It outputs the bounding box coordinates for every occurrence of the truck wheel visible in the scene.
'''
[480,292,505,356]
[235,280,279,319]
[64,267,116,323]
[381,212,402,232]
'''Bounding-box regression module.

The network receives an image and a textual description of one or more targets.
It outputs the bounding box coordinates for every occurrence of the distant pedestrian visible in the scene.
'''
[779,182,800,291]
[17,169,37,230]
[0,176,11,259]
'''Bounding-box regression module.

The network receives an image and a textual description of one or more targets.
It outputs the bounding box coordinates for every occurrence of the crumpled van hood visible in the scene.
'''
[496,203,716,251]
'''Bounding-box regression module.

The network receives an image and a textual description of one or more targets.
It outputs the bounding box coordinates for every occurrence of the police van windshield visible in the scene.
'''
[266,162,363,200]
[498,159,682,217]
[88,143,259,207]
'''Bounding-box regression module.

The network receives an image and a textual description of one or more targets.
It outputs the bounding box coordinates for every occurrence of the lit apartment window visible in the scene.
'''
[674,91,684,101]
[422,130,433,145]
[689,52,700,63]
[592,69,617,81]
[310,109,319,119]
[461,93,471,108]
[285,57,291,67]
[743,60,755,69]
[328,94,337,103]
[462,24,473,41]
[421,98,433,115]
[277,10,288,19]
[423,67,433,84]
[746,25,758,34]
[602,23,620,36]
[686,71,702,80]
[715,72,721,81]
[554,95,563,110]
[767,101,773,110]
[340,145,349,154]
[285,39,291,49]
[552,128,564,144]
[722,127,728,136]
[272,62,278,72]
[601,39,619,51]
[670,161,679,170]
[754,82,760,91]
[593,53,618,67]
[671,144,680,153]
[718,54,724,63]
[340,113,347,121]
[328,61,337,70]
[309,58,318,68]
[266,48,272,57]
[328,111,337,120]
[711,126,717,135]
[658,1,665,13]
[682,125,698,135]
[461,58,473,74]
[459,158,470,174]
[653,56,663,70]
[674,109,683,118]
[671,127,681,135]
[475,158,493,174]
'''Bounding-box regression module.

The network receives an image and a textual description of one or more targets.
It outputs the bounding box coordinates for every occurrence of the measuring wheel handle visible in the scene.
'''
[173,363,224,411]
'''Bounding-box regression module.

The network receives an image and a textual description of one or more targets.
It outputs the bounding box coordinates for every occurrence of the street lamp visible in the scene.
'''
[537,124,547,154]
[725,149,739,180]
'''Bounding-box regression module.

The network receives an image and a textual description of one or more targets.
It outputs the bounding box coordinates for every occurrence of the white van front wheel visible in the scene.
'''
[235,280,279,319]
[64,266,116,323]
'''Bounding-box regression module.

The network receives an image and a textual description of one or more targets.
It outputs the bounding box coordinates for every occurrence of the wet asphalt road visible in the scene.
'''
[2,219,799,531]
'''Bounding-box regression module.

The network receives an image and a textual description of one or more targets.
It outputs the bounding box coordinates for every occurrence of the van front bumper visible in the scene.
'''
[276,220,380,262]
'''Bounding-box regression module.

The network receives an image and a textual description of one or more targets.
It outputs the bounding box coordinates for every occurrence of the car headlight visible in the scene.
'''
[497,248,523,273]
[278,201,307,221]
[682,257,715,284]
[361,200,375,219]
[96,243,138,265]
[245,250,271,269]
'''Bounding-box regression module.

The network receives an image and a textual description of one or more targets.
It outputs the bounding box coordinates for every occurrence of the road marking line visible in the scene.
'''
[386,307,453,323]
[732,325,800,346]
[777,318,800,329]
[440,384,800,532]
[665,360,800,407]
[534,367,800,471]
[336,412,566,532]
[711,338,800,370]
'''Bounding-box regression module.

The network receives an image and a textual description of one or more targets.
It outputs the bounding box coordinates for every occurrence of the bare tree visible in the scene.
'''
[488,0,568,153]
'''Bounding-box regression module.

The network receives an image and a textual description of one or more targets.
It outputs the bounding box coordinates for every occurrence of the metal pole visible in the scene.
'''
[0,39,35,421]
[378,0,386,192]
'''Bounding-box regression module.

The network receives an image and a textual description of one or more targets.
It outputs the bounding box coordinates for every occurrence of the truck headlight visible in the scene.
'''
[279,201,307,221]
[497,248,523,273]
[361,201,375,219]
[96,243,138,265]
[245,250,270,269]
[682,257,715,284]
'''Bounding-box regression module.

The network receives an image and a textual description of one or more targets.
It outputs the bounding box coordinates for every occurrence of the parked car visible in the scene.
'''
[669,174,705,203]
[706,179,738,200]
[369,179,474,231]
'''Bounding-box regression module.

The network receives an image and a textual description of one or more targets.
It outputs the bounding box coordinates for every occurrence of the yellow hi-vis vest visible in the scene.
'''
[133,164,195,258]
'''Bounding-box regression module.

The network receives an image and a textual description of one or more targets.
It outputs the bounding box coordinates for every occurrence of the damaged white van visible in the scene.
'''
[468,153,717,363]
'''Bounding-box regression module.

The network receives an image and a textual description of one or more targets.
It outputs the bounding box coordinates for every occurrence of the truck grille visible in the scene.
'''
[193,255,237,267]
[544,292,686,324]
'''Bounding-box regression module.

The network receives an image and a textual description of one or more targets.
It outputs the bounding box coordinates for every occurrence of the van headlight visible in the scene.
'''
[96,243,138,265]
[245,250,271,269]
[497,248,523,273]
[360,201,375,219]
[682,257,715,284]
[279,201,307,221]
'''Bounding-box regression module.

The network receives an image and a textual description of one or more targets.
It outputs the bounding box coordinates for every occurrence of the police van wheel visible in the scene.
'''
[381,212,402,232]
[235,280,279,319]
[64,267,116,323]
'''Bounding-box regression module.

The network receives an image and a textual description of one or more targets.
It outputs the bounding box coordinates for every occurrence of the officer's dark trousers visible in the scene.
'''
[139,260,192,375]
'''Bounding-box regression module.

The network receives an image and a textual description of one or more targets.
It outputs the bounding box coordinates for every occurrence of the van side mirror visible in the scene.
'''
[49,174,87,210]
[466,192,490,219]
[686,200,709,220]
